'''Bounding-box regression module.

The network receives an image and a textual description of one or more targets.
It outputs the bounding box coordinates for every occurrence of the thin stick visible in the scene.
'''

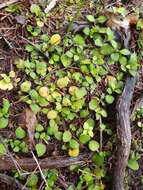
[99,118,103,152]
[31,151,48,186]
[0,0,20,10]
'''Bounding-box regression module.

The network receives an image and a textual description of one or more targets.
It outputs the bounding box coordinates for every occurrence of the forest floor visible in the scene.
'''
[0,0,143,190]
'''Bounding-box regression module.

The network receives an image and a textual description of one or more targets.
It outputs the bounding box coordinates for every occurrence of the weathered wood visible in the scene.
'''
[0,154,91,171]
[112,76,137,190]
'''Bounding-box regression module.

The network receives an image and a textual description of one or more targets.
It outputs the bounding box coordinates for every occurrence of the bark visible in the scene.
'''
[0,154,91,171]
[112,76,137,190]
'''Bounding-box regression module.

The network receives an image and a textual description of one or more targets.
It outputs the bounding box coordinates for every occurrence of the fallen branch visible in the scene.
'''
[112,13,138,189]
[0,173,29,190]
[0,154,91,171]
[0,0,20,10]
[112,76,137,190]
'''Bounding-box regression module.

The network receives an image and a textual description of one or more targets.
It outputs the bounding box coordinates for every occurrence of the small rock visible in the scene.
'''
[15,15,26,25]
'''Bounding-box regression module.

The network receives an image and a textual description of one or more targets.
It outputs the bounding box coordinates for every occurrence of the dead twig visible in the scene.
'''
[0,0,20,10]
[99,117,103,152]
[31,151,48,186]
[0,173,29,190]
[24,109,37,150]
[0,154,91,171]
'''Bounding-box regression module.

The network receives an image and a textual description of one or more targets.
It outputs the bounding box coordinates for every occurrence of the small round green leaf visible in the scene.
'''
[101,44,114,55]
[47,110,57,119]
[21,81,31,92]
[120,49,130,55]
[97,16,107,23]
[79,134,90,144]
[15,127,26,139]
[57,77,69,89]
[0,118,8,129]
[54,131,62,141]
[86,15,95,22]
[92,152,104,167]
[35,143,46,157]
[73,35,85,46]
[89,98,98,110]
[27,174,38,187]
[88,140,99,151]
[111,53,119,61]
[128,159,139,171]
[61,54,72,67]
[63,131,72,142]
[94,39,103,47]
[30,4,41,16]
[0,144,6,155]
[105,95,115,104]
[69,139,79,149]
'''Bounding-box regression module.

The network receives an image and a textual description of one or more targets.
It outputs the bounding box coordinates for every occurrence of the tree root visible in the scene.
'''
[0,173,29,190]
[0,154,91,171]
[112,76,137,190]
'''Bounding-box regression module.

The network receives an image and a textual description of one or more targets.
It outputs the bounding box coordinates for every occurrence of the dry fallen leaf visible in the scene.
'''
[127,14,138,25]
[24,108,37,150]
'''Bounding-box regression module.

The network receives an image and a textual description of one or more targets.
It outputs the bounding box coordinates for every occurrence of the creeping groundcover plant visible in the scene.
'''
[0,1,142,190]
